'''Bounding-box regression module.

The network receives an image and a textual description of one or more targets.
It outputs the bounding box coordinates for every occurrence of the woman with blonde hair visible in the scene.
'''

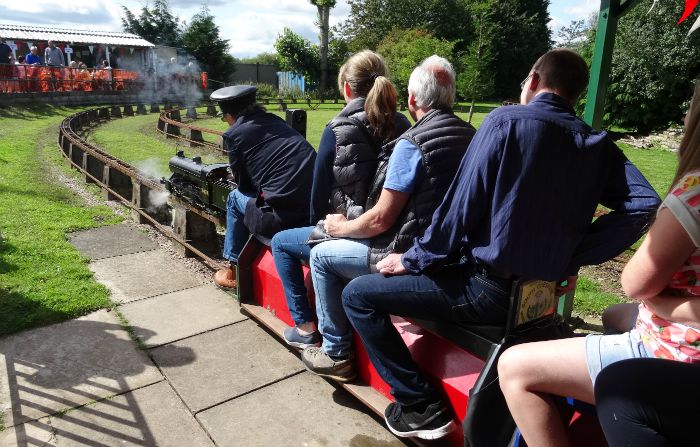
[498,80,700,447]
[266,50,410,348]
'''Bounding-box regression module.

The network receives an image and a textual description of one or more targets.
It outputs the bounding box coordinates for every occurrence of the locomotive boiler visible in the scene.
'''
[162,151,235,216]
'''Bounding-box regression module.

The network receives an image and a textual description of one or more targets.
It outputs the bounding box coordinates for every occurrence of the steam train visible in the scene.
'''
[161,150,235,217]
[161,154,605,447]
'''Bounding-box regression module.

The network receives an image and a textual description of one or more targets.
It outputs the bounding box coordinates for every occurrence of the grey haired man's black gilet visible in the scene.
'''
[366,108,476,270]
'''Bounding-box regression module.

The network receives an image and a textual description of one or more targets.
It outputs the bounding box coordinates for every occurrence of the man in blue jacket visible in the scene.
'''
[211,86,316,289]
[342,49,661,440]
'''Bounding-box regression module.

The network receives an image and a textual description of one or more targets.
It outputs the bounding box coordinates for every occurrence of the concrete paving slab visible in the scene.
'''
[197,372,407,447]
[119,284,246,347]
[68,224,158,260]
[0,310,163,427]
[0,418,56,447]
[89,250,206,303]
[150,321,302,412]
[50,381,214,447]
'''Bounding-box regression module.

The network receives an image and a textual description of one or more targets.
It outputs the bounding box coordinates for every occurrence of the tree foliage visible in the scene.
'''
[377,29,456,104]
[337,0,551,100]
[339,0,473,52]
[240,52,279,66]
[604,0,700,131]
[121,0,182,47]
[181,6,236,83]
[310,1,337,96]
[274,28,348,91]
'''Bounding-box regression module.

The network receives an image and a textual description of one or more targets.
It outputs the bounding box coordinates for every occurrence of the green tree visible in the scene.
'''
[377,29,456,105]
[488,0,552,99]
[604,0,700,131]
[458,10,496,122]
[274,28,320,83]
[310,1,337,97]
[121,0,182,47]
[338,0,473,52]
[181,6,236,83]
[240,52,279,66]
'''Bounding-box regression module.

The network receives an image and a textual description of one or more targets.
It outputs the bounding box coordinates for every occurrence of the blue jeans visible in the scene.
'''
[342,264,511,405]
[271,226,315,325]
[223,189,254,262]
[309,238,371,357]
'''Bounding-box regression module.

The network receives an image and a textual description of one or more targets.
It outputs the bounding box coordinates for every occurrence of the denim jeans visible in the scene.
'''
[342,264,511,405]
[309,238,371,357]
[271,226,315,325]
[222,189,254,262]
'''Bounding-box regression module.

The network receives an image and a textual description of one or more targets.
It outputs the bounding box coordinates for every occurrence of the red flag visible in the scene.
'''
[679,0,699,24]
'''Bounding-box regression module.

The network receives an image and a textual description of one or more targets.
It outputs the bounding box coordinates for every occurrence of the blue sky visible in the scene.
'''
[0,1,602,58]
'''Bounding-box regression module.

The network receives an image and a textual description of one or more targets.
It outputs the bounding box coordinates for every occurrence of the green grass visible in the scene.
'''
[87,111,228,177]
[573,276,625,317]
[573,144,678,317]
[0,106,122,337]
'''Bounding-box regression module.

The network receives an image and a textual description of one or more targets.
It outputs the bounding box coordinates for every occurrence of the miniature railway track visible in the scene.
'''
[58,106,226,271]
[156,106,226,152]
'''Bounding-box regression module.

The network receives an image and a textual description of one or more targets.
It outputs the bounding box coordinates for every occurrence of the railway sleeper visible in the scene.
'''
[98,107,110,120]
[68,144,84,170]
[132,182,171,225]
[123,104,135,116]
[150,103,160,113]
[102,165,133,202]
[82,153,103,185]
[137,104,148,115]
[110,105,123,118]
[171,206,219,258]
[189,129,205,147]
[166,122,181,138]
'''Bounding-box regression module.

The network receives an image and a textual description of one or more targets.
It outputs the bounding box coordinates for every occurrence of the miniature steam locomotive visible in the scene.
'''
[162,151,236,216]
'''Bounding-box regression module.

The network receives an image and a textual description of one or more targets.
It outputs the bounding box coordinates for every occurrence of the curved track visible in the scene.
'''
[58,106,225,271]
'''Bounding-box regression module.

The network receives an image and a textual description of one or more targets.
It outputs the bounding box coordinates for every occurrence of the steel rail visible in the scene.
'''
[58,108,226,271]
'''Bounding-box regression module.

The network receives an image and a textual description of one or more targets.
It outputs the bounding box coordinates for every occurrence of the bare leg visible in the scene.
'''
[498,337,593,447]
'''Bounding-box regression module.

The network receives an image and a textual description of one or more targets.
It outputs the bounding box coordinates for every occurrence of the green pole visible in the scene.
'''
[584,0,640,129]
[584,0,619,129]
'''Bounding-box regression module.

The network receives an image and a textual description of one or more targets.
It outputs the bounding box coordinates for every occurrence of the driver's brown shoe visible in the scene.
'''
[214,264,237,290]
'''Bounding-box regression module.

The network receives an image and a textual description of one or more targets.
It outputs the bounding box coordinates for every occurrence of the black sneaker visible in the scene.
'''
[384,400,455,440]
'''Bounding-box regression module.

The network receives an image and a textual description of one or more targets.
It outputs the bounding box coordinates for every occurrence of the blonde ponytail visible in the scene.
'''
[338,50,400,142]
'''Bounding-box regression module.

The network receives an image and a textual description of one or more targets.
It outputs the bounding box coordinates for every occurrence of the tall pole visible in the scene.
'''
[583,0,640,129]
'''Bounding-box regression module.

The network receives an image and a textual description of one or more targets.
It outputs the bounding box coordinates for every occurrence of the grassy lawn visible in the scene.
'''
[573,143,678,317]
[0,106,121,337]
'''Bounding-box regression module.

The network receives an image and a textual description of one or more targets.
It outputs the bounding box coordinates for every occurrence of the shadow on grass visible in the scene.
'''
[0,103,64,120]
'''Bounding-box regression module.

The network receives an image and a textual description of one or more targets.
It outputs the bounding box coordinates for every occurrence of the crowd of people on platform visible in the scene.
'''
[0,40,202,94]
[210,46,699,446]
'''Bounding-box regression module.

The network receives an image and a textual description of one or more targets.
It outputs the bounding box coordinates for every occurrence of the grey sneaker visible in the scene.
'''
[300,347,356,382]
[283,327,321,349]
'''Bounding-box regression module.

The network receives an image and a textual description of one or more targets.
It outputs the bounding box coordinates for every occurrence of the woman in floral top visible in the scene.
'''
[497,81,700,447]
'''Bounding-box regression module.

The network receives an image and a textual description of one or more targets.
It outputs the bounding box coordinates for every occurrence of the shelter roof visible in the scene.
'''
[0,24,154,47]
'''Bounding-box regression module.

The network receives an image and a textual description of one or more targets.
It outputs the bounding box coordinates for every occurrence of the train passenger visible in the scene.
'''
[270,50,410,349]
[212,85,316,290]
[300,55,475,382]
[498,78,700,447]
[594,358,700,447]
[340,48,661,440]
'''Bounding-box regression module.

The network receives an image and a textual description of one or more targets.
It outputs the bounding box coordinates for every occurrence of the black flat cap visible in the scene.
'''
[211,85,257,116]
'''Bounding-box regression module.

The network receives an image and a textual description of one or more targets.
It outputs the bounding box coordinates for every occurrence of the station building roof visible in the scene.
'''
[0,24,155,47]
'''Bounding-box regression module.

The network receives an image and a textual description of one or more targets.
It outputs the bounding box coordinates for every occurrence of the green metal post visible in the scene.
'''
[584,0,619,129]
[584,0,640,129]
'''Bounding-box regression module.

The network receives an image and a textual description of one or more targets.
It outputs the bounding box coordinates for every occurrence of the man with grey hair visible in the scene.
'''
[300,55,475,385]
[44,41,64,67]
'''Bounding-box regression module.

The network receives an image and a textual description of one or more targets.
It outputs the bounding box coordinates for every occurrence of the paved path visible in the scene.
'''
[0,223,408,447]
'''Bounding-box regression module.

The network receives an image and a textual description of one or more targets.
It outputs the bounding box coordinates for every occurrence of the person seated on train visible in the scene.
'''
[300,55,476,383]
[339,48,660,441]
[270,50,411,349]
[497,78,700,447]
[594,358,700,447]
[212,85,316,290]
